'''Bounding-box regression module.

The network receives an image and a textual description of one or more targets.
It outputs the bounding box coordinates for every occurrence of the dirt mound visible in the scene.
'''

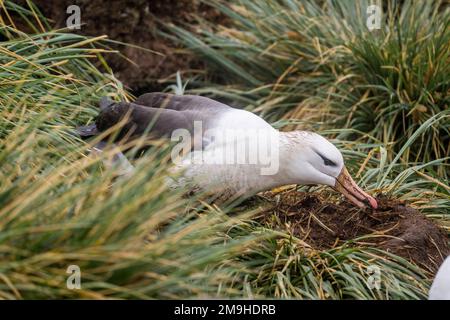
[259,190,449,274]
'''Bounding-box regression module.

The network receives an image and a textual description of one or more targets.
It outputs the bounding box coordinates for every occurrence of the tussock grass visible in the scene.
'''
[237,239,430,299]
[0,1,448,299]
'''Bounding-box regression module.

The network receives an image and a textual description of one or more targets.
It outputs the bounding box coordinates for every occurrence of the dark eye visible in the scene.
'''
[323,158,336,166]
[315,151,337,167]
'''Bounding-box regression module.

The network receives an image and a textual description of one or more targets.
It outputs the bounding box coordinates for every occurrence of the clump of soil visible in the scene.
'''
[259,190,449,274]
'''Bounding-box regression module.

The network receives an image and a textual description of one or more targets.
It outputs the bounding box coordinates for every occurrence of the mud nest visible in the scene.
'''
[259,190,449,274]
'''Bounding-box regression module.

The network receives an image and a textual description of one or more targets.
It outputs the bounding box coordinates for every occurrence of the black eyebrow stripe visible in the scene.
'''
[313,149,337,167]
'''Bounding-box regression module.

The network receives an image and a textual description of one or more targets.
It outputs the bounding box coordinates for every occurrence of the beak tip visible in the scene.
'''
[368,197,378,209]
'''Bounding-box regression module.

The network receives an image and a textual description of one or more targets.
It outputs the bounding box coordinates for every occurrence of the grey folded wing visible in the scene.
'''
[95,94,232,148]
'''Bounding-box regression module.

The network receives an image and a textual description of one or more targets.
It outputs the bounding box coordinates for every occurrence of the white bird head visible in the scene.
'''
[281,131,377,209]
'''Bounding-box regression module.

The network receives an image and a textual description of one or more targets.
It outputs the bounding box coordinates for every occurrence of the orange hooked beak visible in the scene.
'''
[333,167,378,209]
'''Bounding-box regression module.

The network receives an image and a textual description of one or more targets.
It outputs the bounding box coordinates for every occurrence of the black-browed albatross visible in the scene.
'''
[77,93,378,209]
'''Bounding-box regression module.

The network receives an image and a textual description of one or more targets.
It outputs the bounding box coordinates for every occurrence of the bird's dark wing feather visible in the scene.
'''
[80,93,233,149]
[95,101,194,141]
[134,93,231,113]
[133,93,233,137]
